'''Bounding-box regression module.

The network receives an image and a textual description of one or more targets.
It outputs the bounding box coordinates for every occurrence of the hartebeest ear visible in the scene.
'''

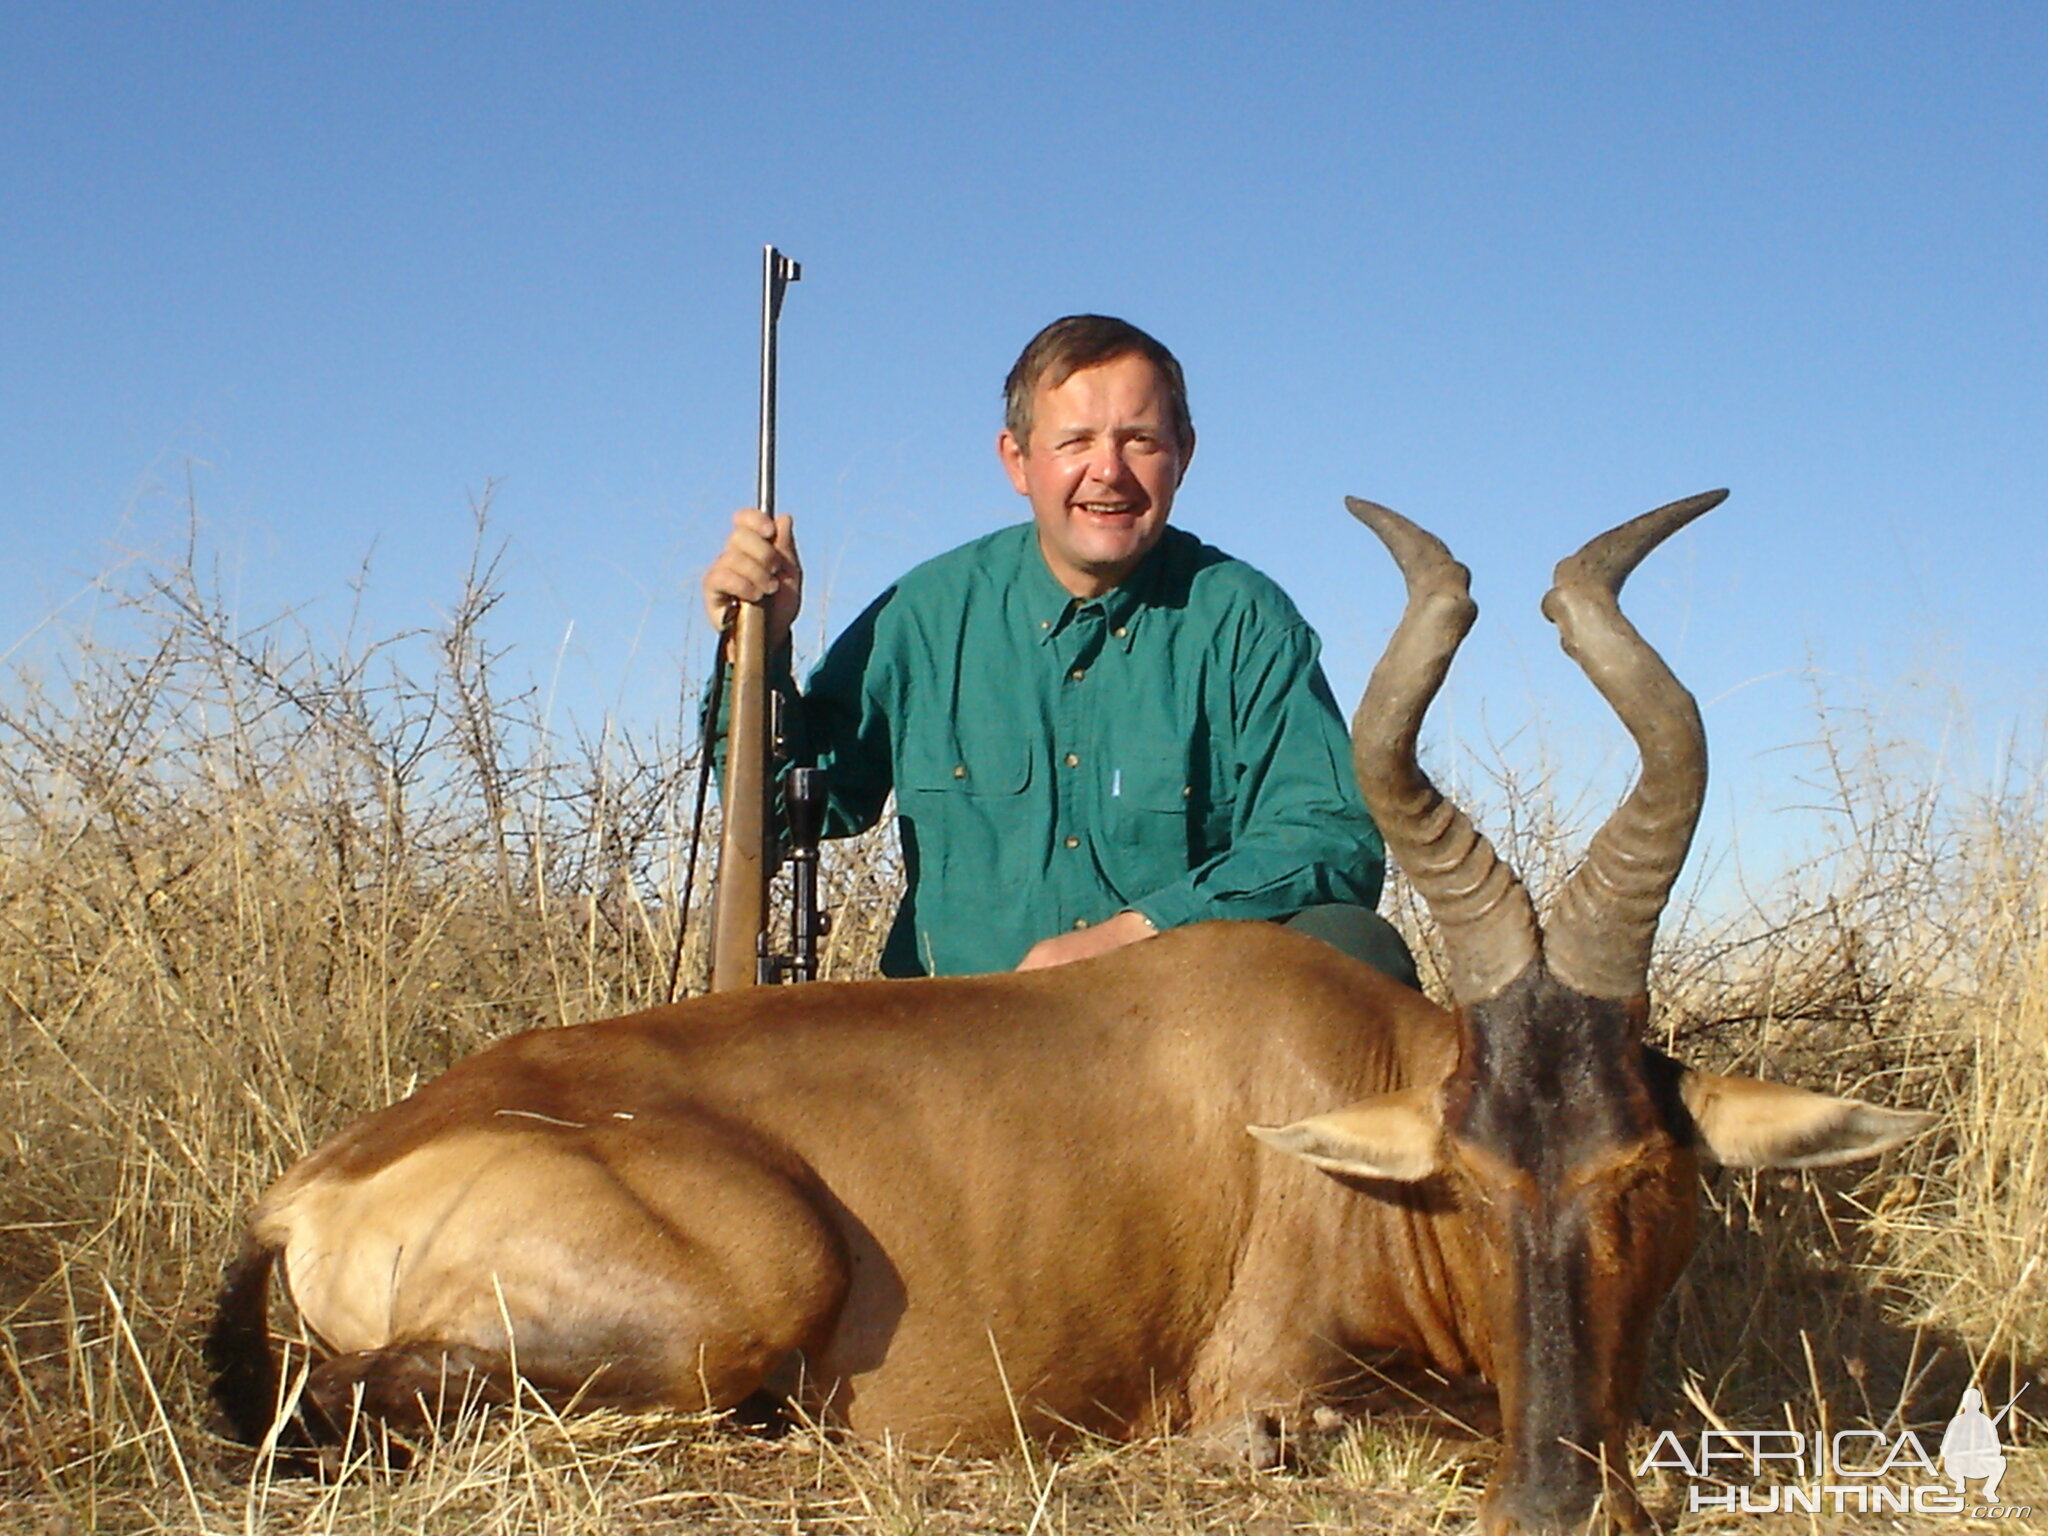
[1248,1088,1445,1182]
[1678,1069,1935,1169]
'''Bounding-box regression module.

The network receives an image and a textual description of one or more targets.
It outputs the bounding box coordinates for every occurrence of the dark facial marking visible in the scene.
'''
[1449,964,1685,1510]
[1452,964,1661,1177]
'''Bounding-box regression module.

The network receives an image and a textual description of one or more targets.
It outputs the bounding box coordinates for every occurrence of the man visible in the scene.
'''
[703,315,1411,981]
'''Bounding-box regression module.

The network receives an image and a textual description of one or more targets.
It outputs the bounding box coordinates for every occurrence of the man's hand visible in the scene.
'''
[702,508,802,652]
[1014,910,1157,972]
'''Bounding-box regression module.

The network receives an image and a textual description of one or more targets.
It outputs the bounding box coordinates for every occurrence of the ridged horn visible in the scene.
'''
[1348,497,1539,1003]
[1540,490,1726,1000]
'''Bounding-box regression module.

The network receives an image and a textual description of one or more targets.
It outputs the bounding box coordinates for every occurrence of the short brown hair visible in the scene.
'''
[1003,315,1193,451]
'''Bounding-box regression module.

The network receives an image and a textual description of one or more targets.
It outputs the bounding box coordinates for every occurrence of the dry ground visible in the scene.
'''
[1,538,2041,1531]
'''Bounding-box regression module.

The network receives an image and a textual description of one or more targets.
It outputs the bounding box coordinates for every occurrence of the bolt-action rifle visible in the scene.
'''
[710,246,830,989]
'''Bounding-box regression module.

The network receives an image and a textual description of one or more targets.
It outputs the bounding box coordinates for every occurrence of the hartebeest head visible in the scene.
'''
[1253,495,1928,1534]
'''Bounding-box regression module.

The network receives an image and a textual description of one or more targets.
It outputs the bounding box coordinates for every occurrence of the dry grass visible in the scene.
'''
[1,521,2040,1532]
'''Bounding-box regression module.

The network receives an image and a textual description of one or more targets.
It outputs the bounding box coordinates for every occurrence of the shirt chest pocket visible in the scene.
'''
[898,739,1034,799]
[1104,748,1235,864]
[896,739,1035,881]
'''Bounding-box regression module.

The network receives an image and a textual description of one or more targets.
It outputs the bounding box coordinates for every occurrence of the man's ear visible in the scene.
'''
[1677,1068,1934,1169]
[1174,426,1195,484]
[1248,1087,1443,1182]
[997,429,1030,495]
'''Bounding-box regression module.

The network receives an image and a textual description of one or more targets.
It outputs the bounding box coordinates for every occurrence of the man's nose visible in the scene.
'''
[1085,446,1127,484]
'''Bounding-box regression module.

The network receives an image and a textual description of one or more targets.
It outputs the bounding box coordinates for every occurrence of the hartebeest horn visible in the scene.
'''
[1348,497,1540,1003]
[1540,489,1727,1001]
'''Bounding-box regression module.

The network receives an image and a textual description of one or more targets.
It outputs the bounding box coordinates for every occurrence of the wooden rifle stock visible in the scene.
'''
[711,599,772,990]
[710,247,798,991]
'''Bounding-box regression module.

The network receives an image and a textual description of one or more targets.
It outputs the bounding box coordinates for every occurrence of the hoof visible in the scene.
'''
[1192,1409,1290,1471]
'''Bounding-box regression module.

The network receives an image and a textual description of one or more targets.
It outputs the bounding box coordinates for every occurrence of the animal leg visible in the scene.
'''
[1181,1286,1368,1468]
[303,1344,518,1441]
[266,1123,853,1436]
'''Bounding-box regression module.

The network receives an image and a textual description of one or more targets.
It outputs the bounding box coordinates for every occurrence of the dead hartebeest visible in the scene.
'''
[209,493,1930,1534]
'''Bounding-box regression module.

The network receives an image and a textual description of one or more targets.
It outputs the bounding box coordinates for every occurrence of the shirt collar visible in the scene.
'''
[1023,530,1159,651]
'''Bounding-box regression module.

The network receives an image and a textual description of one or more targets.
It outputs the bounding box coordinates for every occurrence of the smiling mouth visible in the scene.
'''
[1075,502,1139,517]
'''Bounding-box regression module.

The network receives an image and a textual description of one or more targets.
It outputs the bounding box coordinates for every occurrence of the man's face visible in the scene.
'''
[998,352,1193,598]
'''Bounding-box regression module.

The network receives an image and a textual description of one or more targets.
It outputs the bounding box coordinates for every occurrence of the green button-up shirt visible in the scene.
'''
[762,523,1384,977]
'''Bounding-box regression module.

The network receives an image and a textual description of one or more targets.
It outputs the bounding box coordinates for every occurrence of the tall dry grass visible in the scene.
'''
[0,522,2040,1532]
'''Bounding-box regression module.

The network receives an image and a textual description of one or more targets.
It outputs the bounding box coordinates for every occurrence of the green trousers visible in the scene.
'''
[1281,904,1421,990]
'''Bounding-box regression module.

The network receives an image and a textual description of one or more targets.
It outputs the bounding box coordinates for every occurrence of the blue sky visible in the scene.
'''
[5,2,2043,883]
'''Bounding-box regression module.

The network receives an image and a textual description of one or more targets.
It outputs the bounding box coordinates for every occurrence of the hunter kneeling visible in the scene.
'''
[700,314,1416,983]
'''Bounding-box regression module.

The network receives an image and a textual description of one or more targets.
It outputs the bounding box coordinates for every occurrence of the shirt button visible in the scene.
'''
[1181,784,1191,798]
[953,764,967,779]
[1039,619,1051,630]
[1113,626,1128,639]
[1064,752,1080,768]
[1069,667,1086,682]
[1064,835,1079,848]
[1073,918,1090,930]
